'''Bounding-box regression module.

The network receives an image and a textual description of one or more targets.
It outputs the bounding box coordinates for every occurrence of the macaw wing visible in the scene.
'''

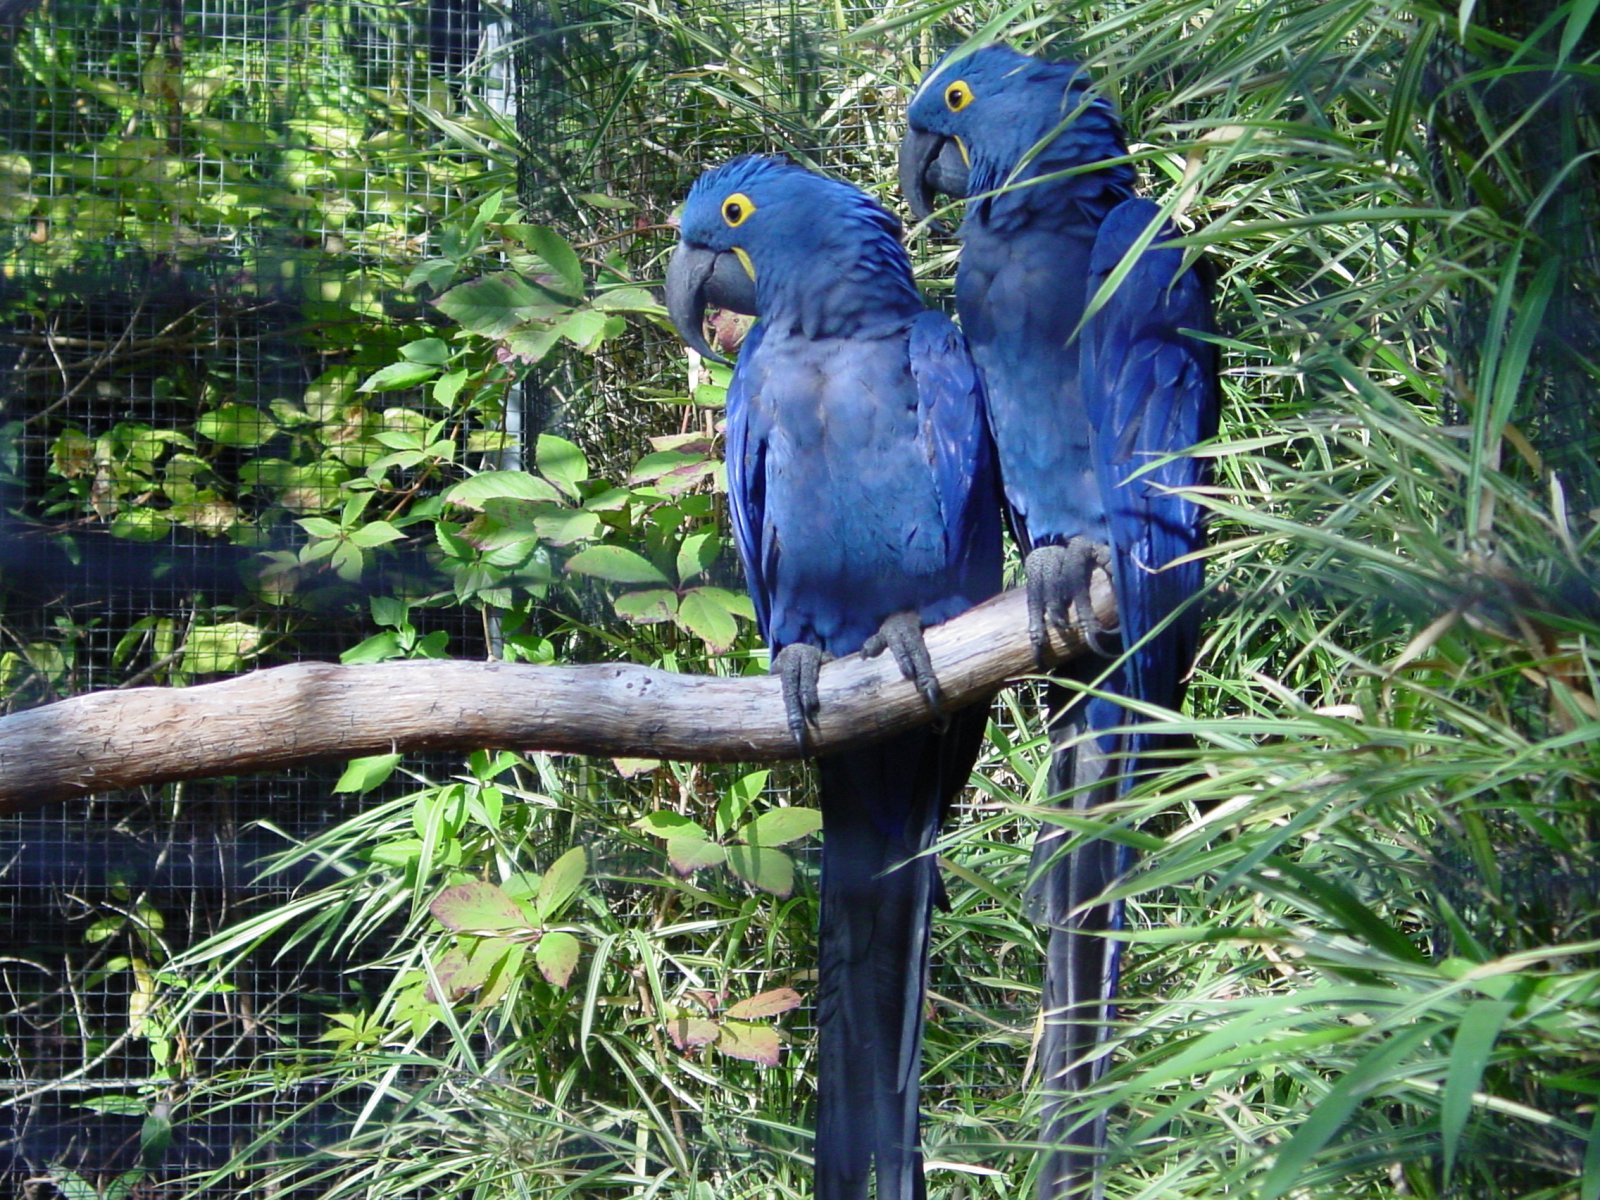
[722,321,775,645]
[907,309,1002,597]
[1084,199,1220,719]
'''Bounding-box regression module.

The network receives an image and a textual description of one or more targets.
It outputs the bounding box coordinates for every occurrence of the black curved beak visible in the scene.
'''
[665,241,756,365]
[898,125,970,223]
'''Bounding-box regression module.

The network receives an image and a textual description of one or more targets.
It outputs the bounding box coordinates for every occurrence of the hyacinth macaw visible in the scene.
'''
[900,45,1219,1199]
[665,153,1003,1200]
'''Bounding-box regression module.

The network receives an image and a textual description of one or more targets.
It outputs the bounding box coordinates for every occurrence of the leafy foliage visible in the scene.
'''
[5,0,1599,1198]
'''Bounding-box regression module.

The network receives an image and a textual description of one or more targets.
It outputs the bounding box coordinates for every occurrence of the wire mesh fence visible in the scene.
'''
[1,2,1041,1195]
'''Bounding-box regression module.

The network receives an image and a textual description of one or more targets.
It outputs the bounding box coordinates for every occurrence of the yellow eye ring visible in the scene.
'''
[945,79,973,112]
[721,192,756,227]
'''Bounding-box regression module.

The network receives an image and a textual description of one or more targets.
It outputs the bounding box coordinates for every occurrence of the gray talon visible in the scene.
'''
[773,642,825,752]
[1025,540,1115,662]
[862,610,945,716]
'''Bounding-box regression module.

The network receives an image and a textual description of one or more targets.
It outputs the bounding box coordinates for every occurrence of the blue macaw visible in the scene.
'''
[900,46,1219,1199]
[665,154,1003,1200]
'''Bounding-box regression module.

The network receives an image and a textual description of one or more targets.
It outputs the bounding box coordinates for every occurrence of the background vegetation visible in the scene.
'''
[1,0,1597,1198]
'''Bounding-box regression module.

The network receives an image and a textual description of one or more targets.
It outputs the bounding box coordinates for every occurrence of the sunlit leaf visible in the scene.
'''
[535,931,581,987]
[565,545,670,585]
[532,846,586,923]
[725,845,794,897]
[430,881,527,935]
[739,807,822,849]
[196,403,279,447]
[667,1015,719,1051]
[333,752,402,794]
[717,1020,782,1066]
[667,834,727,875]
[724,987,803,1020]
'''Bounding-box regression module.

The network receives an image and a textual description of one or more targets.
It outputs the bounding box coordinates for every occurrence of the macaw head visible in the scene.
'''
[666,154,920,361]
[899,44,1128,222]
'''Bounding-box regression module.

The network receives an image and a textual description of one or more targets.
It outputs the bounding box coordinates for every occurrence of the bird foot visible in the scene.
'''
[1025,541,1115,663]
[772,642,827,753]
[861,610,946,722]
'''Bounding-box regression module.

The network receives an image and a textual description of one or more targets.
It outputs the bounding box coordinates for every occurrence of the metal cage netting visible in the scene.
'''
[2,2,1046,1195]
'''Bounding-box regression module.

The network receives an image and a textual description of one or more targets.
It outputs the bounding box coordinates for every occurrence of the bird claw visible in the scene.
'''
[861,610,947,722]
[1025,540,1115,663]
[773,643,826,753]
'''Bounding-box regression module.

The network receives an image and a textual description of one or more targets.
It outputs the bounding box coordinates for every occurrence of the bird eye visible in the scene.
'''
[945,80,973,112]
[721,192,755,227]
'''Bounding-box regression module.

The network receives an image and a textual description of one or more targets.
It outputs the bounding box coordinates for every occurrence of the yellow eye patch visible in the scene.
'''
[721,192,756,227]
[945,79,973,112]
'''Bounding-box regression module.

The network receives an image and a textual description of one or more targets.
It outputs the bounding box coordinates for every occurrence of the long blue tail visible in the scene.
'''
[1029,680,1127,1200]
[813,707,989,1200]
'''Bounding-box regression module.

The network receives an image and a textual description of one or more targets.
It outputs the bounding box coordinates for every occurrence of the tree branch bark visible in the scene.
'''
[0,580,1114,814]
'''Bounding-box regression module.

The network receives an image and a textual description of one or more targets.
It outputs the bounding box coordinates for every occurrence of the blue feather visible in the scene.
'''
[904,50,1220,1200]
[672,154,1003,1200]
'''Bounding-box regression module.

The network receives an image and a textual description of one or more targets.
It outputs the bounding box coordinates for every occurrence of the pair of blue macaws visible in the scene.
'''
[664,44,1218,1200]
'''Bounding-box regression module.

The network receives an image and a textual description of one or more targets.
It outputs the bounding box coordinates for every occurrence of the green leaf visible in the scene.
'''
[666,1015,720,1051]
[555,308,622,351]
[405,258,458,294]
[727,770,771,806]
[109,509,174,542]
[297,515,341,538]
[180,621,263,674]
[533,846,587,923]
[430,880,527,935]
[331,541,364,582]
[724,986,802,1020]
[575,192,636,211]
[667,834,727,875]
[565,545,670,585]
[521,226,585,298]
[1583,1109,1600,1200]
[79,1095,147,1116]
[677,588,739,651]
[614,588,678,624]
[433,369,468,405]
[427,945,486,1002]
[533,508,601,546]
[1562,0,1600,61]
[676,531,719,584]
[1256,1024,1436,1200]
[140,1108,173,1167]
[740,807,823,849]
[347,520,406,549]
[717,1020,782,1066]
[359,361,439,393]
[592,286,661,313]
[334,752,402,794]
[1442,1000,1515,1181]
[725,845,795,897]
[692,586,757,620]
[370,595,407,628]
[340,630,402,664]
[535,434,589,499]
[629,448,711,484]
[399,336,450,366]
[692,381,727,408]
[443,470,562,509]
[535,931,581,987]
[435,272,562,338]
[502,326,561,365]
[633,811,706,839]
[196,403,279,447]
[49,1169,98,1200]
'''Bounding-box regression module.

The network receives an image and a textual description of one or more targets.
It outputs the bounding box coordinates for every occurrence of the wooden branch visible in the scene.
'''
[0,580,1114,814]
